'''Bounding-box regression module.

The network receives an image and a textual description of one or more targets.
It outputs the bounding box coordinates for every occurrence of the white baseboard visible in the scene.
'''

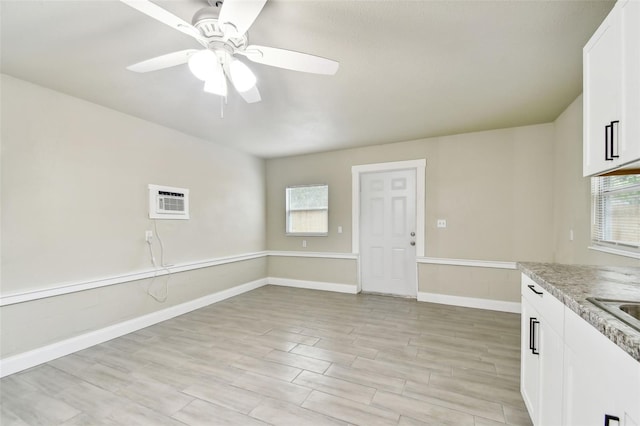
[0,278,267,378]
[268,277,358,294]
[417,291,521,314]
[1,278,519,377]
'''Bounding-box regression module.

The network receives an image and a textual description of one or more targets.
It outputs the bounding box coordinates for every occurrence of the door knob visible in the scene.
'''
[410,241,416,246]
[410,232,415,237]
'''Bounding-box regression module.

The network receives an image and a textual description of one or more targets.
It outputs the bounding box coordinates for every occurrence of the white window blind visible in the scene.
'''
[591,174,640,254]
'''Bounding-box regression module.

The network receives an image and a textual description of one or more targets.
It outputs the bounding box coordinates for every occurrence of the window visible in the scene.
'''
[591,174,640,256]
[286,184,328,235]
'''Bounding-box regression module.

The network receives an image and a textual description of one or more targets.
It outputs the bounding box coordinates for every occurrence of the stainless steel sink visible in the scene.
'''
[587,298,640,332]
[620,304,640,319]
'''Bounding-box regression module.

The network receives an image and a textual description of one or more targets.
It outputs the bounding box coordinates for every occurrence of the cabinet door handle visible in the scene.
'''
[605,120,620,161]
[605,123,613,161]
[531,319,540,355]
[611,120,619,158]
[604,414,620,426]
[529,317,535,351]
[527,284,543,296]
[529,317,539,355]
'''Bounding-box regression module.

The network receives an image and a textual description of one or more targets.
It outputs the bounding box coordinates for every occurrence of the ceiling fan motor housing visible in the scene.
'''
[192,7,248,53]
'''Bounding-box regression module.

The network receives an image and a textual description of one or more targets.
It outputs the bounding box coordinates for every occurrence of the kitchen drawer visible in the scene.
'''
[522,275,564,336]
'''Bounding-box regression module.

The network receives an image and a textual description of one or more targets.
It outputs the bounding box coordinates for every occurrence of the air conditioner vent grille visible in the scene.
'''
[159,197,184,212]
[149,184,190,220]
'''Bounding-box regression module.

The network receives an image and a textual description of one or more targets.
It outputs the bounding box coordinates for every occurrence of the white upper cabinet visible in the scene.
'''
[583,0,640,176]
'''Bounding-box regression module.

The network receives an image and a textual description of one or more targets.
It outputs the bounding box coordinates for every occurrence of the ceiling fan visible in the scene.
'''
[120,0,339,103]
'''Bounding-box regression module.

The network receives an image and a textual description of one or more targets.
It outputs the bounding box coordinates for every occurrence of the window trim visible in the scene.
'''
[588,244,640,260]
[285,184,329,236]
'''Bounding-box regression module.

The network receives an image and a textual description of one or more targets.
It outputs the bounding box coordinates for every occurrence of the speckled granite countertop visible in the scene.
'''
[518,262,640,362]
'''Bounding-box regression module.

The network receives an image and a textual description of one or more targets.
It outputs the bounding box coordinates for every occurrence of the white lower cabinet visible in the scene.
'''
[521,297,540,421]
[521,276,564,426]
[520,274,640,426]
[563,307,640,426]
[537,320,563,426]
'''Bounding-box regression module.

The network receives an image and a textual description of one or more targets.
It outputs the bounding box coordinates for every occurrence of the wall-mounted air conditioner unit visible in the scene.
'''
[148,184,190,220]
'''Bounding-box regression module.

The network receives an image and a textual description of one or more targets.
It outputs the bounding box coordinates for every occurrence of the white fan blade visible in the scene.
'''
[242,45,339,75]
[120,0,206,44]
[127,49,198,73]
[218,0,267,38]
[237,84,261,103]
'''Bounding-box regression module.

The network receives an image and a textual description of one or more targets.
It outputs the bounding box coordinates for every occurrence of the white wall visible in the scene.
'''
[0,75,267,358]
[266,123,555,303]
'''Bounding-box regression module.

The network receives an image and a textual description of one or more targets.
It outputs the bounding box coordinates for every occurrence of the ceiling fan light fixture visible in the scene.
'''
[229,58,257,92]
[188,50,218,81]
[204,75,228,97]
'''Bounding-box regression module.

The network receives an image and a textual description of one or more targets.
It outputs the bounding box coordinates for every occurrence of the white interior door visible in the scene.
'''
[360,169,417,297]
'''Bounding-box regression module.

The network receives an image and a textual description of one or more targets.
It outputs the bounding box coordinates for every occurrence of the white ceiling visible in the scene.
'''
[1,0,614,158]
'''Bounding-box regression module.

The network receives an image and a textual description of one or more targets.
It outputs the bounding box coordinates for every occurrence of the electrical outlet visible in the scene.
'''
[437,219,447,228]
[302,240,307,248]
[145,230,153,242]
[338,226,343,234]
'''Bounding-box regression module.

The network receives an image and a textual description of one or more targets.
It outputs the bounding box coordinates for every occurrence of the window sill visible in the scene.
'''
[588,245,640,260]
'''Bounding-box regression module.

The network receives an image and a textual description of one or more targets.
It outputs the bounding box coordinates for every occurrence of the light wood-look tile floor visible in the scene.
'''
[1,286,533,426]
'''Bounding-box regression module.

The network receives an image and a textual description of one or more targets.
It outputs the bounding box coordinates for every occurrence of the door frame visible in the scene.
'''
[351,159,426,294]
